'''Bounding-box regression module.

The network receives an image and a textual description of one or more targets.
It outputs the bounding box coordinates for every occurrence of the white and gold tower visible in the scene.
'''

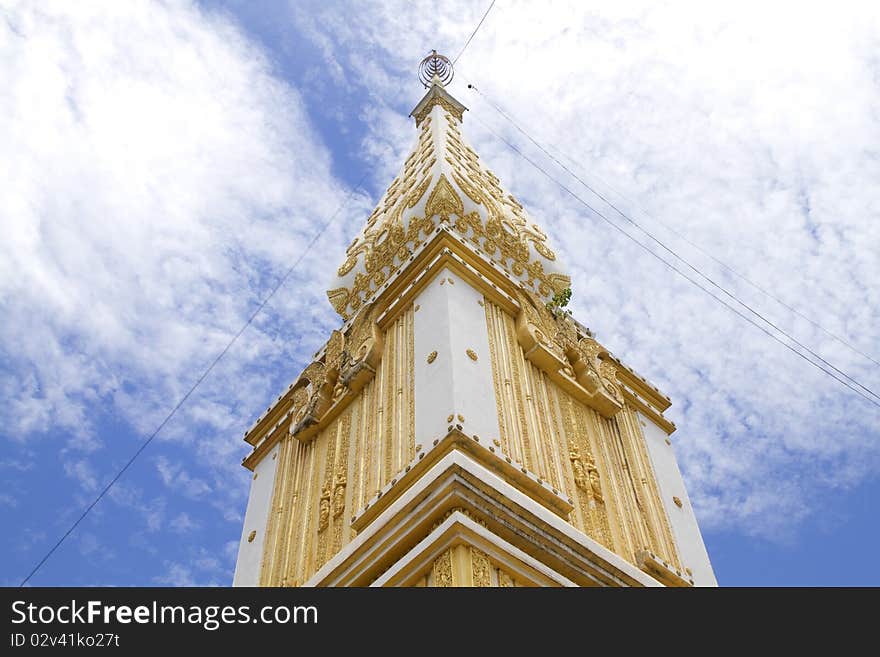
[233,54,717,587]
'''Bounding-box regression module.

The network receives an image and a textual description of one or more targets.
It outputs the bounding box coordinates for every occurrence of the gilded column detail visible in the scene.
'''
[316,418,338,569]
[503,307,533,471]
[407,304,416,462]
[471,547,492,587]
[331,407,352,555]
[498,569,515,587]
[484,299,510,455]
[431,549,453,587]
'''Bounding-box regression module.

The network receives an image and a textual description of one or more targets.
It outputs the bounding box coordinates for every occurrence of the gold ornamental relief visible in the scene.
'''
[413,94,464,127]
[337,255,357,277]
[324,330,345,373]
[290,385,310,425]
[317,482,331,533]
[332,467,346,518]
[425,174,464,223]
[534,240,556,261]
[432,549,453,587]
[471,548,492,587]
[498,569,514,587]
[327,287,350,319]
[329,97,570,319]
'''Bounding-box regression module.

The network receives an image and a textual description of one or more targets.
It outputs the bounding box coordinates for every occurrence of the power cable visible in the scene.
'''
[501,105,880,370]
[465,109,880,411]
[465,82,880,404]
[20,3,503,587]
[453,0,496,65]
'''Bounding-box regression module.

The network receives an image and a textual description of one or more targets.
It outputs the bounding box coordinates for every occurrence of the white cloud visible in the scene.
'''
[106,481,166,533]
[3,0,879,587]
[0,0,375,573]
[63,458,99,492]
[154,548,224,586]
[0,0,365,449]
[153,562,201,587]
[155,456,212,498]
[290,0,880,539]
[169,512,199,533]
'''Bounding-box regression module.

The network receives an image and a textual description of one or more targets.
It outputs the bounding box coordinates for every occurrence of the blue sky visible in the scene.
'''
[1,0,879,586]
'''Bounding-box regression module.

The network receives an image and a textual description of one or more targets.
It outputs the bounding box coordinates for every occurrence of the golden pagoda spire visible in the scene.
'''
[234,53,718,590]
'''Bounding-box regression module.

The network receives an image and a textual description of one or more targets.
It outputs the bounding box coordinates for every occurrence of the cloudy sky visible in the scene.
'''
[1,0,878,586]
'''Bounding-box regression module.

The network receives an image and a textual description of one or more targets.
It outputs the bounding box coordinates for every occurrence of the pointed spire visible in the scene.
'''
[411,50,466,127]
[417,50,454,87]
[410,82,467,127]
[326,53,570,321]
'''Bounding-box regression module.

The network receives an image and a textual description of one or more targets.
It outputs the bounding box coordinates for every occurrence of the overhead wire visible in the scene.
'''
[463,105,880,411]
[452,0,496,65]
[19,2,506,588]
[19,174,371,587]
[466,84,880,371]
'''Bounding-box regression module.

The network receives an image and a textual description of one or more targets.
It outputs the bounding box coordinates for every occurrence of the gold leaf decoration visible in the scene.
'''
[471,548,492,587]
[337,254,358,277]
[425,173,464,223]
[432,549,453,587]
[327,287,350,318]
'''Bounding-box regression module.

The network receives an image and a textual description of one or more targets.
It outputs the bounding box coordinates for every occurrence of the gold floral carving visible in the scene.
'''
[427,350,437,364]
[585,452,604,503]
[425,174,463,223]
[317,482,331,533]
[483,301,510,457]
[570,443,590,492]
[413,93,464,127]
[514,289,568,362]
[466,349,478,361]
[325,330,344,374]
[328,172,434,319]
[471,548,492,587]
[598,359,624,404]
[337,255,357,277]
[327,287,350,317]
[432,549,453,587]
[498,569,514,587]
[534,240,556,261]
[339,302,383,395]
[247,530,256,543]
[328,105,571,318]
[332,467,346,518]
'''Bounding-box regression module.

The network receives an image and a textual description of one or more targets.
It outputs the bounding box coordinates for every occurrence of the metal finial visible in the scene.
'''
[418,50,453,87]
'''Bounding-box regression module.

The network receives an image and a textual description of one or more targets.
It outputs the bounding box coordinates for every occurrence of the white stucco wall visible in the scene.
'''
[638,412,717,586]
[413,267,500,452]
[232,447,279,586]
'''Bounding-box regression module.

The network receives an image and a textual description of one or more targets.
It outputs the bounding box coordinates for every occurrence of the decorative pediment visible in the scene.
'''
[289,303,385,442]
[512,289,623,418]
[326,82,569,321]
